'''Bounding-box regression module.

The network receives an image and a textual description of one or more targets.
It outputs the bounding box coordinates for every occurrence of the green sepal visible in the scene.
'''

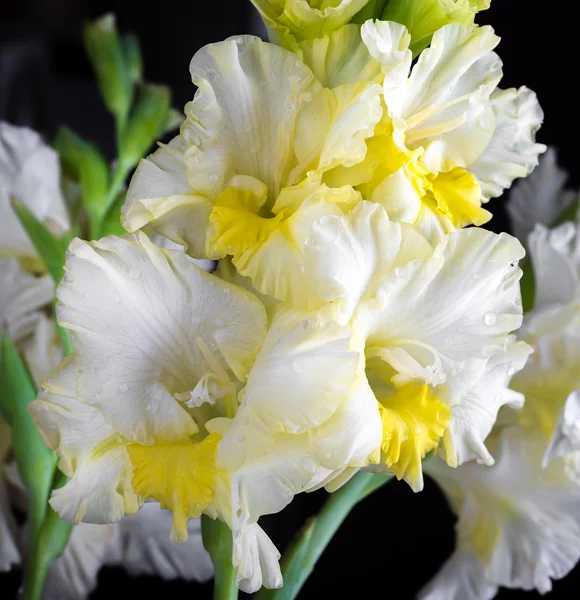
[119,84,171,169]
[84,14,133,130]
[11,199,67,285]
[100,193,127,237]
[350,0,388,23]
[53,128,109,233]
[122,33,143,83]
[0,332,56,536]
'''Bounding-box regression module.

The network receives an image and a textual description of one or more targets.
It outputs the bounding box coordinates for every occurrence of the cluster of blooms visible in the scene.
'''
[0,123,212,597]
[421,150,580,599]
[6,0,579,596]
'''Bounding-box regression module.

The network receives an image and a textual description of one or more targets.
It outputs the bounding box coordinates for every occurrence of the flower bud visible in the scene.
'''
[381,0,490,56]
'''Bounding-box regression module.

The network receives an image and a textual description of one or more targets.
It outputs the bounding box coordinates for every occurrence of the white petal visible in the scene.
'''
[364,228,525,405]
[360,20,412,94]
[56,233,266,444]
[22,313,62,387]
[470,87,547,201]
[233,522,282,593]
[185,36,328,201]
[442,339,531,467]
[386,24,501,172]
[507,148,576,245]
[425,427,580,596]
[304,202,430,324]
[0,258,53,345]
[123,137,214,258]
[116,503,213,581]
[230,310,357,435]
[528,222,580,310]
[44,523,117,600]
[0,122,69,259]
[544,391,580,466]
[30,357,139,524]
[419,551,497,600]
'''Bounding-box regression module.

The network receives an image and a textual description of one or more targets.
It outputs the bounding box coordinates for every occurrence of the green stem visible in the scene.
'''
[257,472,392,600]
[201,516,238,600]
[101,158,132,231]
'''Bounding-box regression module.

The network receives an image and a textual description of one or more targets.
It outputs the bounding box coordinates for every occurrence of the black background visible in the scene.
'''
[1,1,578,598]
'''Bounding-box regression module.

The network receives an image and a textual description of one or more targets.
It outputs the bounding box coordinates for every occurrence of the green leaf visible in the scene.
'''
[0,333,56,537]
[53,128,109,232]
[119,84,171,169]
[23,470,74,600]
[84,14,133,130]
[122,33,143,83]
[11,199,67,285]
[350,0,388,23]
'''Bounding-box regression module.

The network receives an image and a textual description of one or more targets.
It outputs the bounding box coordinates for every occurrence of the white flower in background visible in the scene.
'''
[0,258,53,346]
[0,123,69,267]
[421,427,580,599]
[43,504,213,600]
[421,158,580,600]
[507,148,578,245]
[29,232,362,592]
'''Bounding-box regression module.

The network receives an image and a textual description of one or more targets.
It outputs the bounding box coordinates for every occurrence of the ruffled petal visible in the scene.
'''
[115,505,213,581]
[184,36,329,202]
[298,23,381,88]
[44,523,117,600]
[528,222,580,310]
[30,357,139,524]
[544,391,580,467]
[386,24,501,173]
[507,148,576,245]
[441,339,531,467]
[364,228,525,405]
[424,427,580,596]
[470,87,546,201]
[56,233,267,444]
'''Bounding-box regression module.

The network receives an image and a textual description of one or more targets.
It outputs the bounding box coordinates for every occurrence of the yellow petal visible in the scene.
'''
[429,167,492,228]
[378,383,451,491]
[127,433,221,543]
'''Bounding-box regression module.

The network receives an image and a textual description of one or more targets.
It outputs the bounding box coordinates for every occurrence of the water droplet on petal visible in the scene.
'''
[305,237,315,246]
[300,456,317,473]
[395,267,405,278]
[210,174,219,183]
[119,383,129,392]
[223,287,231,294]
[484,312,496,326]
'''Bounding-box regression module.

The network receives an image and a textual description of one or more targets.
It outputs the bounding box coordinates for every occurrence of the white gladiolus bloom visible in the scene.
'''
[421,427,580,599]
[295,201,528,490]
[30,232,375,592]
[0,123,69,266]
[422,166,580,599]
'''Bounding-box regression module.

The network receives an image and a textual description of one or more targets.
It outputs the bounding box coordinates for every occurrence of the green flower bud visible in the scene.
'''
[83,14,133,128]
[251,0,372,48]
[381,0,490,56]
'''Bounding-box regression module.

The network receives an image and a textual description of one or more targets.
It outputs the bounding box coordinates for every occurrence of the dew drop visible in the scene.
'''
[484,312,496,326]
[300,456,316,473]
[223,287,231,294]
[119,383,129,392]
[305,237,315,246]
[395,267,406,278]
[210,174,219,183]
